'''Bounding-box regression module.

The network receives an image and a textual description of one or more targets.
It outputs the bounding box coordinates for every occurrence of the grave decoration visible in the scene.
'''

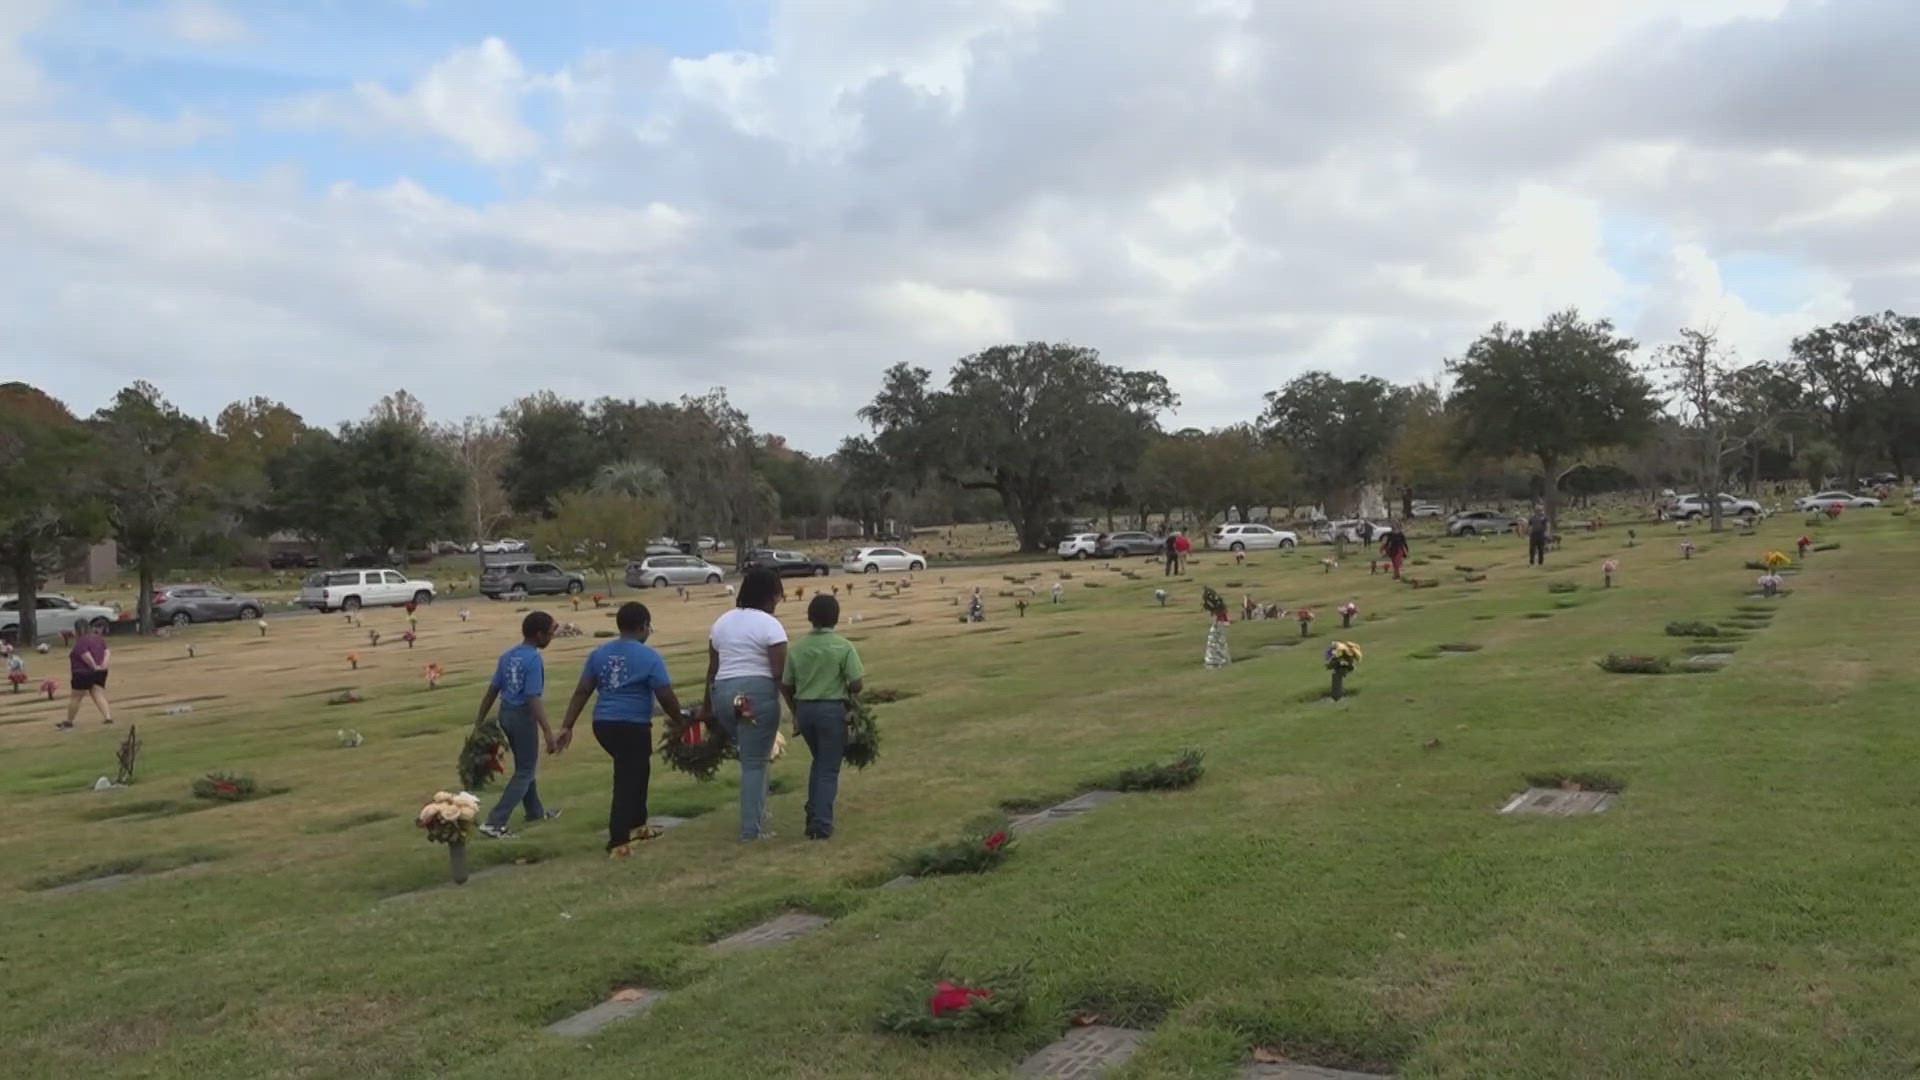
[7,666,25,693]
[1325,640,1362,700]
[403,599,418,617]
[256,620,269,637]
[1796,535,1812,558]
[327,689,362,706]
[1757,573,1783,598]
[876,958,1029,1036]
[1681,541,1695,560]
[1296,606,1316,638]
[337,729,363,748]
[40,678,57,700]
[893,816,1016,877]
[191,771,258,802]
[1763,550,1791,571]
[657,709,736,781]
[1016,599,1028,618]
[402,631,417,649]
[424,662,443,689]
[1627,528,1637,547]
[457,713,509,791]
[1603,559,1618,588]
[1321,557,1337,573]
[114,725,141,784]
[368,629,381,647]
[417,790,481,884]
[1154,589,1167,607]
[1107,748,1205,791]
[1051,582,1064,604]
[1201,586,1230,669]
[347,652,360,670]
[458,609,471,622]
[843,697,881,769]
[964,589,985,624]
[1825,503,1843,519]
[1340,600,1358,628]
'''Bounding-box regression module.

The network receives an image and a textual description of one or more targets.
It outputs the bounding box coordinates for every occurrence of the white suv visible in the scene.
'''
[842,547,926,574]
[1057,533,1101,559]
[1670,493,1762,519]
[298,569,436,613]
[1210,523,1298,551]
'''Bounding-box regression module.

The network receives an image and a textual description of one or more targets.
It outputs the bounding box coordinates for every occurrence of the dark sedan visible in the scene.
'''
[744,549,833,577]
[1094,531,1165,558]
[152,585,267,626]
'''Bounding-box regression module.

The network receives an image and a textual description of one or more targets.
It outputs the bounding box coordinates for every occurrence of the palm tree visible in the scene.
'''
[592,459,669,502]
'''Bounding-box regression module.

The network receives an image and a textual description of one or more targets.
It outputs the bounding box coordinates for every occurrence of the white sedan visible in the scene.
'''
[1794,491,1880,511]
[1,593,120,641]
[842,546,927,574]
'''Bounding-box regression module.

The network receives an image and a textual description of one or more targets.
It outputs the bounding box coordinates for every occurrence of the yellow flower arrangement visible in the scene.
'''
[1763,550,1791,570]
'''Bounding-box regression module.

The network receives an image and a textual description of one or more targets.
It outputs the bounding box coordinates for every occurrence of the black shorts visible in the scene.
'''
[71,670,108,692]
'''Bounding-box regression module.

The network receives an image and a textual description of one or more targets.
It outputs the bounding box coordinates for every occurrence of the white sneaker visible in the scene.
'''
[478,823,512,839]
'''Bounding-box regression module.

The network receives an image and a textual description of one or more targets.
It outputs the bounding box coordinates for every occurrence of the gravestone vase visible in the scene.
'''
[448,840,469,885]
[1330,668,1346,701]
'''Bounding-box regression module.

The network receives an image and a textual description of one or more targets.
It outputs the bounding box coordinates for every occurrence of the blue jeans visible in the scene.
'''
[794,701,846,838]
[485,704,546,828]
[714,676,780,840]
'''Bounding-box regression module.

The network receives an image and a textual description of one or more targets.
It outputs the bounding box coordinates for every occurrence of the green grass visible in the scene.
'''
[4,514,1920,1077]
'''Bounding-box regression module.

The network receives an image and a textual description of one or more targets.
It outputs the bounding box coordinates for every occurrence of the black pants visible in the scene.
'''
[1164,553,1178,576]
[593,721,652,849]
[1528,534,1547,565]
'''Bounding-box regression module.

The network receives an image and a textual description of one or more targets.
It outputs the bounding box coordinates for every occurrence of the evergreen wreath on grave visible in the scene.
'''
[1104,749,1205,792]
[876,956,1030,1036]
[893,815,1015,877]
[457,714,509,791]
[656,709,737,782]
[190,771,258,801]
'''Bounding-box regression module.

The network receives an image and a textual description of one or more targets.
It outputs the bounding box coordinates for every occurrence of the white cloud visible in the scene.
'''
[165,0,246,45]
[7,1,1920,450]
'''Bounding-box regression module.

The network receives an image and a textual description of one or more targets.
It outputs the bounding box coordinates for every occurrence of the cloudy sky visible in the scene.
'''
[4,0,1909,451]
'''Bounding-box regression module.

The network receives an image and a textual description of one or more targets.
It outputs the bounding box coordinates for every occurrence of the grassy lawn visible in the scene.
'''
[5,508,1918,1078]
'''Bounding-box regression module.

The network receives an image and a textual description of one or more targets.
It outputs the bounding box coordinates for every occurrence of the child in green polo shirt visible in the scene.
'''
[780,594,865,840]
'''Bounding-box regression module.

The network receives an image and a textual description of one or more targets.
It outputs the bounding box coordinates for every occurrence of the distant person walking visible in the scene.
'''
[780,594,865,840]
[558,602,683,857]
[59,619,112,729]
[478,611,561,839]
[1380,524,1410,580]
[1174,530,1192,573]
[1163,533,1179,577]
[1527,508,1550,566]
[702,568,788,841]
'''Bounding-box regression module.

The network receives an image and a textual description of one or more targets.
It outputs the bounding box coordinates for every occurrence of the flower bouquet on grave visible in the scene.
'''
[1680,541,1695,560]
[1296,607,1315,638]
[40,678,57,700]
[457,713,509,791]
[875,956,1030,1036]
[842,696,882,769]
[8,657,26,692]
[1757,573,1784,598]
[1602,559,1618,588]
[1201,586,1230,669]
[1763,550,1791,571]
[424,662,443,689]
[656,708,736,782]
[1339,601,1358,628]
[417,790,481,883]
[1324,640,1362,700]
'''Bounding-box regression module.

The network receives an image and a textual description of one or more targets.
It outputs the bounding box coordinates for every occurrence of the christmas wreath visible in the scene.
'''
[842,697,881,770]
[457,714,508,792]
[893,816,1015,878]
[875,956,1030,1036]
[1104,749,1205,792]
[657,709,736,782]
[190,771,258,802]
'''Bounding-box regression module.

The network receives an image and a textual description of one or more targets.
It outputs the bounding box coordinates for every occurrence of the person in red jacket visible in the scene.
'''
[1379,523,1410,579]
[1173,531,1192,574]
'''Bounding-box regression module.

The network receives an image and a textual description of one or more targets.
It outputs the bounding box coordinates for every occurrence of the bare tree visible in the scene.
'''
[1658,327,1763,532]
[443,417,513,543]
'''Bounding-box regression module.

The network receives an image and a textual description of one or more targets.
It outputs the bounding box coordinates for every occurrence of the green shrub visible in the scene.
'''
[1597,654,1669,674]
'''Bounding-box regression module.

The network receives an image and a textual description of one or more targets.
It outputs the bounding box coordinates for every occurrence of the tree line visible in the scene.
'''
[4,308,1916,638]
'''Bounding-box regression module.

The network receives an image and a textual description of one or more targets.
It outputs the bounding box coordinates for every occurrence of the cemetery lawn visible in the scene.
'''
[4,511,1919,1079]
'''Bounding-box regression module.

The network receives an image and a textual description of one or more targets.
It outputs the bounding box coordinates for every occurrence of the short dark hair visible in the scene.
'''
[615,601,651,633]
[806,594,840,628]
[736,568,783,611]
[521,611,555,639]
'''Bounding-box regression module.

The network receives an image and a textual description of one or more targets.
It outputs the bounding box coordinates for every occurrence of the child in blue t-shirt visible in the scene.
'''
[478,611,559,838]
[558,602,685,856]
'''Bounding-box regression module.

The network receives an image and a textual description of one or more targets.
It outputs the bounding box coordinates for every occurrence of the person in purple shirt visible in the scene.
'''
[58,618,112,730]
[477,611,560,839]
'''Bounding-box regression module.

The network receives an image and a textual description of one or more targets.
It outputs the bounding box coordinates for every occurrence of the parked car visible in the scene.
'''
[480,561,586,599]
[744,549,833,578]
[267,549,320,569]
[0,593,118,642]
[1320,520,1393,544]
[297,569,436,613]
[1409,502,1445,518]
[1858,472,1899,488]
[625,555,727,589]
[1210,523,1299,551]
[842,546,927,574]
[1669,493,1762,520]
[1057,532,1101,559]
[1794,490,1880,511]
[1096,531,1164,558]
[1446,510,1521,536]
[152,585,267,626]
[472,538,529,554]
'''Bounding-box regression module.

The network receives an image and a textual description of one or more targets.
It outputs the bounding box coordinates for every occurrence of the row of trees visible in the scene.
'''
[5,309,1916,637]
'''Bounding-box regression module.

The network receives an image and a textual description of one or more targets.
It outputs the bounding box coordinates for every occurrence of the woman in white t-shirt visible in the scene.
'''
[701,568,789,840]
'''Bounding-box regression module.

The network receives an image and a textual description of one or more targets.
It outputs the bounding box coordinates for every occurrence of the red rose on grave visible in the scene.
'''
[982,831,1008,852]
[213,781,239,796]
[403,601,417,615]
[928,982,993,1017]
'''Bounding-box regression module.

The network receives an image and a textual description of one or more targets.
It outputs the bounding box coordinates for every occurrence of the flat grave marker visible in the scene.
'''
[544,988,664,1038]
[1012,790,1122,834]
[1018,1024,1149,1077]
[710,911,830,953]
[1499,788,1615,816]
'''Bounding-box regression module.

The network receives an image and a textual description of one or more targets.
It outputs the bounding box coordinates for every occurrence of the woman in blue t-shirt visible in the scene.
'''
[557,602,685,857]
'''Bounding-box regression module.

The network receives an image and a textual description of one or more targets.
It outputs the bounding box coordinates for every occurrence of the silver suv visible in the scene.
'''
[1669,493,1761,519]
[480,561,586,599]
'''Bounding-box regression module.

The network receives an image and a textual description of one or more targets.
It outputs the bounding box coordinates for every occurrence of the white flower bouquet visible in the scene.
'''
[417,790,480,844]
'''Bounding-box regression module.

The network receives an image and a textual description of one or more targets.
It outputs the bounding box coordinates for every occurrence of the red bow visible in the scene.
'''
[928,982,993,1017]
[982,831,1008,852]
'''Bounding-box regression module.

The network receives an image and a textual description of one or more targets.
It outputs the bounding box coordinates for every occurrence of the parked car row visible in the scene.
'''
[1056,531,1165,559]
[1793,490,1881,511]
